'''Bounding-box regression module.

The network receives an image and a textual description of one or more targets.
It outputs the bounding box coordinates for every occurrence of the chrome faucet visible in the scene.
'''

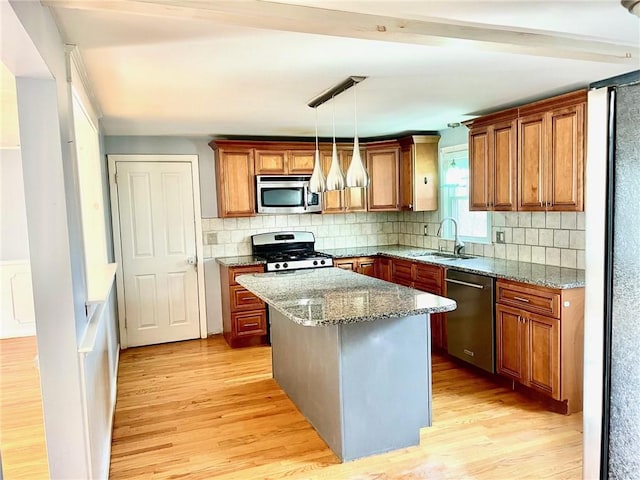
[437,217,465,255]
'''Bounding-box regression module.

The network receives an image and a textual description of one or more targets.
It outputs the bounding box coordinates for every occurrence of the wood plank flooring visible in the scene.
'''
[0,336,49,479]
[110,336,582,479]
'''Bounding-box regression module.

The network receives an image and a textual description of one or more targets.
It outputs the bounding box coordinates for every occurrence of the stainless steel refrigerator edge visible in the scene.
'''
[583,76,640,480]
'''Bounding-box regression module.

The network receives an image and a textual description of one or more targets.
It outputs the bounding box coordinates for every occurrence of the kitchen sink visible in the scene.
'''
[414,252,476,261]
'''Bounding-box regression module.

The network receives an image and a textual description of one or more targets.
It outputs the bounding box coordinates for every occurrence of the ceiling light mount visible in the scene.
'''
[307,76,367,109]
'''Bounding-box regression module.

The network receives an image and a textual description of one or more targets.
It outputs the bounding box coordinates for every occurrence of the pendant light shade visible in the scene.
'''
[308,107,326,193]
[326,97,345,191]
[346,82,369,188]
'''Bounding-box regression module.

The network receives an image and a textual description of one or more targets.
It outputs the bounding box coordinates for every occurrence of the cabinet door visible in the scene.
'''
[400,146,413,210]
[375,257,392,281]
[342,149,367,212]
[334,258,356,271]
[496,305,527,383]
[492,120,518,211]
[288,150,315,174]
[526,312,560,399]
[255,150,287,174]
[431,313,447,351]
[367,148,400,211]
[469,127,491,211]
[321,151,345,213]
[357,258,376,277]
[217,149,256,217]
[546,104,584,211]
[518,113,546,211]
[391,259,413,287]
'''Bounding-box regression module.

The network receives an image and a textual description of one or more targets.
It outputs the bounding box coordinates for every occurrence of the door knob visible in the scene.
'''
[187,256,197,265]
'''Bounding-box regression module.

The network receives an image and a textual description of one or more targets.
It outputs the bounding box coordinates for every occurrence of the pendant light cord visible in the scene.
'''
[315,107,319,150]
[353,82,358,138]
[332,96,336,142]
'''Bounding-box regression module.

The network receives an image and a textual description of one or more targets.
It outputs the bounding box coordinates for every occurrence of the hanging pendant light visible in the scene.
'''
[326,96,346,191]
[346,81,369,188]
[308,107,326,193]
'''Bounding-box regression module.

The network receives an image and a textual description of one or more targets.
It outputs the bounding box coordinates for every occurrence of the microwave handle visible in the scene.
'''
[303,186,309,210]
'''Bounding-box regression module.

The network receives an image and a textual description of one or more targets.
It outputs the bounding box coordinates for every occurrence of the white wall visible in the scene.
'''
[0,148,30,261]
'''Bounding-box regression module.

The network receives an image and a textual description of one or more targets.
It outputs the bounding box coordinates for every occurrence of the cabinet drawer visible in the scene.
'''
[233,311,267,336]
[496,280,560,319]
[414,263,443,291]
[230,285,264,311]
[229,264,265,286]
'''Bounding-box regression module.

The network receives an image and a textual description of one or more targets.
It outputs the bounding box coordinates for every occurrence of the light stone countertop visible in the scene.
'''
[214,244,585,289]
[236,267,457,327]
[323,246,585,289]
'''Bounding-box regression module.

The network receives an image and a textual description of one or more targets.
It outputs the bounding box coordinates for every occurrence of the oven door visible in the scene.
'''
[256,176,321,214]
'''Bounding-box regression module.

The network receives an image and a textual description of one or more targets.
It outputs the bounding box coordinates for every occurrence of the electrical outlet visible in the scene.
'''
[205,232,218,245]
[496,231,505,244]
[424,225,428,236]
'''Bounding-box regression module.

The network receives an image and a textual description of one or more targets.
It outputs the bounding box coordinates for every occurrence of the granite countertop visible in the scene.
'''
[323,246,585,289]
[236,268,457,327]
[215,255,264,267]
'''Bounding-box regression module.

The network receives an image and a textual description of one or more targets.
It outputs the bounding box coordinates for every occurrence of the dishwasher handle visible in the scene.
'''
[445,278,485,289]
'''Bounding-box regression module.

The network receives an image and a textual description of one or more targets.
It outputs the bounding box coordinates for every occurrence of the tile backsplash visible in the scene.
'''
[202,210,585,269]
[201,213,399,258]
[397,211,585,269]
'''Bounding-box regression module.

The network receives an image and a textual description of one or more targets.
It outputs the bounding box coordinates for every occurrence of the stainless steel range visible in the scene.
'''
[251,231,333,272]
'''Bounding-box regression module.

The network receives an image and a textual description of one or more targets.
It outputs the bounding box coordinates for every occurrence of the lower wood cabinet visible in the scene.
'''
[220,264,268,348]
[495,279,584,414]
[334,256,376,277]
[374,256,392,281]
[390,258,447,351]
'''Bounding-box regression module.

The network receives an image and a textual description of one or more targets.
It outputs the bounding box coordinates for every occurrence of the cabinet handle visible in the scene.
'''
[243,322,259,327]
[513,296,530,303]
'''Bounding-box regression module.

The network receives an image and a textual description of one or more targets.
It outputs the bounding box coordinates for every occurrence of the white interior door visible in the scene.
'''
[116,161,200,347]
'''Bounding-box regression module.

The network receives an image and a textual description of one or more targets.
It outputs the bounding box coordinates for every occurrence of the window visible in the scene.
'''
[439,145,491,244]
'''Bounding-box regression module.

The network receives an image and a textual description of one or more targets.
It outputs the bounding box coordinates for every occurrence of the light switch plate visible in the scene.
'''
[496,231,505,244]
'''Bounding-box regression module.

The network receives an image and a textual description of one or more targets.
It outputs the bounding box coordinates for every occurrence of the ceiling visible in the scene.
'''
[41,1,640,138]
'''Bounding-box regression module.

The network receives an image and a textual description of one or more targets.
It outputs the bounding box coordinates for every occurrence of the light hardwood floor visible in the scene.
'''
[110,336,582,479]
[0,336,49,479]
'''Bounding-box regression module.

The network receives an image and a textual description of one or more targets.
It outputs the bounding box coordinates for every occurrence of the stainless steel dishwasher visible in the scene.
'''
[445,270,495,373]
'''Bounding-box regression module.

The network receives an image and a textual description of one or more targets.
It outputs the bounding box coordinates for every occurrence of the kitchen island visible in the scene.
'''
[236,267,456,462]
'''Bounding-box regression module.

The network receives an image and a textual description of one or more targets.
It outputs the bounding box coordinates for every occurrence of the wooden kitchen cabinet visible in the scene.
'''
[334,256,377,277]
[390,258,447,351]
[374,256,392,281]
[518,97,585,211]
[367,141,401,211]
[466,89,586,213]
[210,142,256,218]
[398,135,441,211]
[320,148,367,214]
[220,264,268,348]
[254,149,287,174]
[495,279,584,414]
[254,148,315,175]
[468,111,518,211]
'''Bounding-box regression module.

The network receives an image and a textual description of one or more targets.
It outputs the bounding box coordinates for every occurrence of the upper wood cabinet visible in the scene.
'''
[468,111,518,211]
[320,148,368,214]
[518,101,585,211]
[467,89,586,212]
[367,141,400,211]
[398,135,440,212]
[254,147,315,175]
[210,142,256,218]
[255,150,287,174]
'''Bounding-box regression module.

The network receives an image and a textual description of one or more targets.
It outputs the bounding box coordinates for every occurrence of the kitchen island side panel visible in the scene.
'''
[269,306,344,457]
[340,313,431,461]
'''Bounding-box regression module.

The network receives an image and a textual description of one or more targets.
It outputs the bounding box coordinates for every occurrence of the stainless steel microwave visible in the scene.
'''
[256,175,322,214]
